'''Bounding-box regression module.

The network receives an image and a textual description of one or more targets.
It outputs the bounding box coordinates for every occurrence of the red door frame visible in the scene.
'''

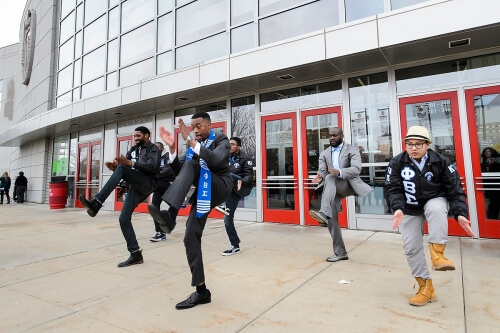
[75,141,101,208]
[300,107,347,227]
[175,121,227,219]
[261,112,300,224]
[399,91,468,236]
[465,85,500,239]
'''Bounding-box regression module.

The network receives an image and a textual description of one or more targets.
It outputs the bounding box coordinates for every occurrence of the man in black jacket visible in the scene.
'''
[15,172,28,203]
[385,126,475,307]
[149,142,180,242]
[79,126,160,268]
[215,137,254,256]
[148,112,232,310]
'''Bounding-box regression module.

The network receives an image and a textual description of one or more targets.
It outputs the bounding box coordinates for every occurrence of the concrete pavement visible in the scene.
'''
[0,203,499,332]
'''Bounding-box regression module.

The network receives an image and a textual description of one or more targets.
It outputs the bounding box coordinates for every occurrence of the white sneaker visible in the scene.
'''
[215,204,230,216]
[222,245,241,256]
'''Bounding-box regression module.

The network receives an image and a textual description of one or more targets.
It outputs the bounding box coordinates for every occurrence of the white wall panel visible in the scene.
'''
[141,66,199,100]
[121,83,141,105]
[325,18,378,59]
[200,57,229,87]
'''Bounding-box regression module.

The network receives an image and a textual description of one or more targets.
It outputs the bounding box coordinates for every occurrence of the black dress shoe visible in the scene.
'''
[326,254,349,262]
[309,210,329,227]
[148,204,176,234]
[176,290,211,310]
[79,194,102,217]
[118,249,143,267]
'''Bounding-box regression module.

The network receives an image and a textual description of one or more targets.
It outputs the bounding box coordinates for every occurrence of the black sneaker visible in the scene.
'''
[79,194,102,217]
[150,232,166,242]
[117,249,143,267]
[175,290,211,310]
[215,203,230,216]
[148,204,176,234]
[222,245,241,256]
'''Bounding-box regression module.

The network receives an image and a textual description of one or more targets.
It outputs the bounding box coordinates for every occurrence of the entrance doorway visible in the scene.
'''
[75,141,101,208]
[465,85,500,239]
[399,92,468,236]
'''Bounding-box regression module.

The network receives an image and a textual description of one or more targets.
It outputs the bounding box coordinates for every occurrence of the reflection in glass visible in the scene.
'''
[158,0,173,14]
[259,0,305,16]
[176,33,227,69]
[59,38,74,68]
[157,52,173,75]
[108,7,119,39]
[158,14,173,52]
[76,4,83,30]
[79,146,88,182]
[474,94,500,220]
[120,58,155,86]
[122,0,155,32]
[90,144,101,199]
[82,46,105,82]
[176,0,226,45]
[81,77,105,98]
[61,0,76,19]
[57,65,73,95]
[231,24,254,54]
[231,0,253,25]
[73,59,81,86]
[83,15,106,54]
[404,99,455,163]
[356,166,392,214]
[265,119,295,210]
[349,73,392,163]
[107,71,118,90]
[52,135,70,176]
[107,39,118,71]
[60,11,75,43]
[391,0,426,10]
[259,0,339,46]
[120,22,155,66]
[74,31,82,57]
[85,0,107,25]
[345,0,384,22]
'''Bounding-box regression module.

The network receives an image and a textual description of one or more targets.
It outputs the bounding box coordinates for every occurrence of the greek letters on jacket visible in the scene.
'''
[229,151,254,189]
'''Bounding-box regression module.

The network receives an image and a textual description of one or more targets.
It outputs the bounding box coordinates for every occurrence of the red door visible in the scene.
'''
[261,112,299,223]
[301,107,347,227]
[465,86,500,239]
[399,92,468,236]
[175,122,227,218]
[76,141,101,207]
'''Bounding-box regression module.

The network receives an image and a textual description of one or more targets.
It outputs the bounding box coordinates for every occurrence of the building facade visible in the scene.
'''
[0,0,499,238]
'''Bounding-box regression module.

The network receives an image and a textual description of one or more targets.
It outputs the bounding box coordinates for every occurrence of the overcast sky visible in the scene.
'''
[0,0,28,48]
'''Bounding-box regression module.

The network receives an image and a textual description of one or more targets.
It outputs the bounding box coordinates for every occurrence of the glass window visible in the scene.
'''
[59,37,74,69]
[356,166,392,214]
[60,11,75,43]
[109,0,120,7]
[76,4,83,30]
[120,58,155,86]
[82,46,106,82]
[345,0,384,22]
[157,51,173,75]
[231,23,254,54]
[74,58,81,86]
[57,91,72,107]
[260,81,342,113]
[0,80,2,102]
[176,33,227,69]
[69,134,78,175]
[108,7,119,39]
[176,0,191,6]
[231,0,253,25]
[348,72,392,164]
[74,31,82,57]
[107,39,119,71]
[158,0,173,14]
[259,0,307,16]
[259,0,340,46]
[107,71,118,90]
[158,14,173,52]
[57,65,73,95]
[73,87,80,101]
[52,135,70,176]
[396,53,500,93]
[81,77,105,98]
[122,0,155,32]
[85,0,107,24]
[121,22,155,66]
[61,0,75,19]
[83,15,106,53]
[391,0,427,10]
[176,0,226,45]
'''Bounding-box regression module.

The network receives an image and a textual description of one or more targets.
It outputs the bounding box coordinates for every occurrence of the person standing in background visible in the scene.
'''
[15,171,28,203]
[0,172,11,204]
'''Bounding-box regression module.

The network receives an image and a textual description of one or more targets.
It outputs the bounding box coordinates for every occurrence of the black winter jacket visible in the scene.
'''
[229,151,254,190]
[126,140,160,185]
[385,149,468,220]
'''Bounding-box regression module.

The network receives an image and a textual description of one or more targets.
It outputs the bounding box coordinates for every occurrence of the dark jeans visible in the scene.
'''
[151,178,172,232]
[95,165,155,253]
[223,173,246,247]
[16,186,27,203]
[0,189,10,203]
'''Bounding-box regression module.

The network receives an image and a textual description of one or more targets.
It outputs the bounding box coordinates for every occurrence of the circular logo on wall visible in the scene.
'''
[21,9,36,85]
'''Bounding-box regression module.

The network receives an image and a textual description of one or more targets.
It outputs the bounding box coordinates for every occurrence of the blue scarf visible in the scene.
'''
[185,130,215,217]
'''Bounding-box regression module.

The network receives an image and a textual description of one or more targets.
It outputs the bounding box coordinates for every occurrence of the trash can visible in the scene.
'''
[49,177,68,209]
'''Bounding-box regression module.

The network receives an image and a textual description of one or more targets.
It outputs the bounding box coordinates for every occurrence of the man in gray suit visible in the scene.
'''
[309,127,372,262]
[148,112,232,310]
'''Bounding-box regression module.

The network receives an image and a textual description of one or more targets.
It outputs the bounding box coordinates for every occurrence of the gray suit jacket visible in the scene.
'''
[317,143,372,197]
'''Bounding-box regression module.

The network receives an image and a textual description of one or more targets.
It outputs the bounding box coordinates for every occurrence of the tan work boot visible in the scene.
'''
[409,277,437,306]
[429,243,455,271]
